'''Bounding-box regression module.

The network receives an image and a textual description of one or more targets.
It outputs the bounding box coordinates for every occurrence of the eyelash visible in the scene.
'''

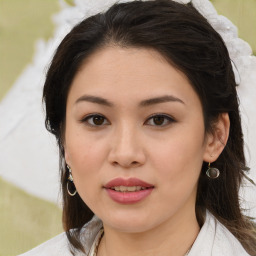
[145,113,175,127]
[80,113,176,127]
[80,114,109,127]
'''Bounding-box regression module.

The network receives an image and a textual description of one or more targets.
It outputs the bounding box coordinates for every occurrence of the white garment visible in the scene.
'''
[19,211,250,256]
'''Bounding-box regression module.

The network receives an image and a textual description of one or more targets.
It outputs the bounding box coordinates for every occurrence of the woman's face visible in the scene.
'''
[64,46,212,233]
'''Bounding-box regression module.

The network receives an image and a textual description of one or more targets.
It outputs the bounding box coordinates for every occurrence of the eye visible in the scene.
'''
[81,114,109,127]
[145,114,175,127]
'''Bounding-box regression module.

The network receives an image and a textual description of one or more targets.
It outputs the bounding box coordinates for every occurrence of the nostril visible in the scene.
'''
[111,160,140,168]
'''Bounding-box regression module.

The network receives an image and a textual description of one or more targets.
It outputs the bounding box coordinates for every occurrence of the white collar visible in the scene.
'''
[82,211,249,256]
[188,211,249,255]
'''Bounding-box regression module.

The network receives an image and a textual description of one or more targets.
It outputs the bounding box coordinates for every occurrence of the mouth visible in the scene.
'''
[109,186,150,192]
[104,177,154,204]
[104,177,154,190]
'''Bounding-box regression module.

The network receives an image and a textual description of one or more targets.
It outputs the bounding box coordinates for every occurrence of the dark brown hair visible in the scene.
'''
[43,0,256,254]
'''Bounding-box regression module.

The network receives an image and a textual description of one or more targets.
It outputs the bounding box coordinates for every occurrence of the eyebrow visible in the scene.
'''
[75,95,114,107]
[75,94,184,107]
[139,95,185,107]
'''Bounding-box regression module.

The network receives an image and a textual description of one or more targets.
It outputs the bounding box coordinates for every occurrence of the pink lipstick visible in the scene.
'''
[104,178,154,204]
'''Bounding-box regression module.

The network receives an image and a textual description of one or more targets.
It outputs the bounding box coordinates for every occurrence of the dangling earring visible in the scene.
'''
[67,165,77,196]
[206,162,220,179]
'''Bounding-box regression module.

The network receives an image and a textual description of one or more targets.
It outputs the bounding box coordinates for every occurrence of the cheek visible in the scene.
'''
[152,126,205,184]
[150,134,204,213]
[66,138,104,205]
[64,128,109,196]
[67,141,103,175]
[65,122,103,165]
[65,129,91,175]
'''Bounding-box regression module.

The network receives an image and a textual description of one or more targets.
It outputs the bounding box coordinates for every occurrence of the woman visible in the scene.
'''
[21,0,256,255]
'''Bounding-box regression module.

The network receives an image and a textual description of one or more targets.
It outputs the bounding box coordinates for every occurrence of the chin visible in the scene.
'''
[101,211,158,233]
[110,222,151,233]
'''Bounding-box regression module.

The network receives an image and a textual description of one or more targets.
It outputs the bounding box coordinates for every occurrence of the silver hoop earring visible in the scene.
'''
[206,163,220,179]
[67,165,77,196]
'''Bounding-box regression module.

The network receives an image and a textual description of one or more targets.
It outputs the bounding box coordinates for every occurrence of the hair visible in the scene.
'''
[43,0,256,255]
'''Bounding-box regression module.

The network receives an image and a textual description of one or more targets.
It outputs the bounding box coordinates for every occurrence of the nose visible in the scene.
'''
[108,124,146,168]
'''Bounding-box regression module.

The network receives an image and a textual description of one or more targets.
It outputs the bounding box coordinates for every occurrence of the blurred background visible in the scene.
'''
[0,0,255,255]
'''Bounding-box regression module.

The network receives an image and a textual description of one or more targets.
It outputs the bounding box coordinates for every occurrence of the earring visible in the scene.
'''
[67,165,77,196]
[206,162,220,179]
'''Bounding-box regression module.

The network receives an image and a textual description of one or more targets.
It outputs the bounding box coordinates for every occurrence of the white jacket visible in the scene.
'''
[19,211,250,256]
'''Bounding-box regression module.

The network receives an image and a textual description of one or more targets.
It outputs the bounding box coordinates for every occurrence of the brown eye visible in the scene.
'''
[153,116,165,125]
[92,116,105,125]
[82,114,109,126]
[145,114,175,127]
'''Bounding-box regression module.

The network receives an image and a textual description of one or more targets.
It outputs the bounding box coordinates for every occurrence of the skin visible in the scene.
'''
[64,46,230,256]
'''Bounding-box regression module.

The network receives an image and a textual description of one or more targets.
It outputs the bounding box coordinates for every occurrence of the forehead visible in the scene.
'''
[68,46,199,107]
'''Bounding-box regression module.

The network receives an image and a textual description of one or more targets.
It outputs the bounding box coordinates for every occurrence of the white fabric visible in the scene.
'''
[87,229,104,256]
[19,215,103,256]
[19,212,250,256]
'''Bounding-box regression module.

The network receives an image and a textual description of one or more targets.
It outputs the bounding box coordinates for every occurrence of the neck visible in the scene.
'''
[97,208,199,256]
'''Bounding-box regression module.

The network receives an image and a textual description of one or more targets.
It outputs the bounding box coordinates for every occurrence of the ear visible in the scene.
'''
[64,147,72,167]
[61,130,72,167]
[60,125,71,166]
[65,150,70,166]
[203,113,230,163]
[63,139,71,167]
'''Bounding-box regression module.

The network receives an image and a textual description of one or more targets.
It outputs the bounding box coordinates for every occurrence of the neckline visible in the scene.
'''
[88,228,192,256]
[88,228,104,256]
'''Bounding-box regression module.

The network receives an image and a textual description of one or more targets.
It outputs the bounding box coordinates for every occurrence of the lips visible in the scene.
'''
[104,177,154,189]
[104,178,154,204]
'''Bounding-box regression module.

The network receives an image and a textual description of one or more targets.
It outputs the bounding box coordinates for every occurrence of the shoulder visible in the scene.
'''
[212,216,250,255]
[19,215,103,256]
[18,232,72,256]
[189,211,250,256]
